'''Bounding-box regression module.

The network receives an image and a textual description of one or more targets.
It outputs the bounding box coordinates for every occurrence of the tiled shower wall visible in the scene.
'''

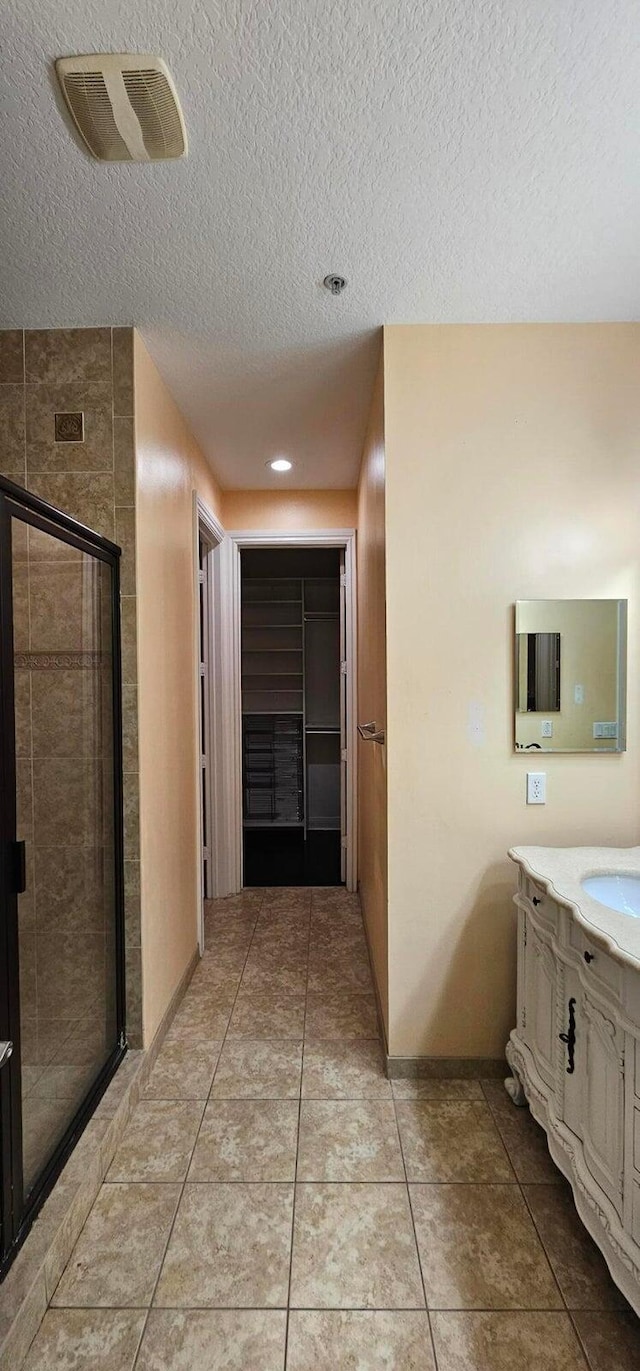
[0,329,142,1046]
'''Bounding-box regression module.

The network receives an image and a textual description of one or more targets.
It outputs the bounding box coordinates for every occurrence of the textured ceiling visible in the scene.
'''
[1,2,638,488]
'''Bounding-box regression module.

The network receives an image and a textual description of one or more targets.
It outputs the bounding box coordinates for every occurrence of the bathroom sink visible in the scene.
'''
[582,874,640,917]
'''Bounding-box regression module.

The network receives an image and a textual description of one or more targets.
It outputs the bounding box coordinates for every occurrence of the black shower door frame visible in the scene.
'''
[0,476,127,1273]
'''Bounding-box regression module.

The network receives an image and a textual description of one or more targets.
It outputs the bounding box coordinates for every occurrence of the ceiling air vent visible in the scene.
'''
[55,54,188,163]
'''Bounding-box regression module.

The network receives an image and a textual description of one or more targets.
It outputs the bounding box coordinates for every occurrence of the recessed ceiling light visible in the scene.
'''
[268,458,293,472]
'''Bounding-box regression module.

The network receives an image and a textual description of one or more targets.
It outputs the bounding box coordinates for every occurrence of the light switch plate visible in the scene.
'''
[541,721,553,738]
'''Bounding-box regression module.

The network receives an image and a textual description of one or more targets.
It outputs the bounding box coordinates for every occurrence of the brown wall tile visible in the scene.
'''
[14,668,32,757]
[32,758,100,847]
[29,563,85,651]
[115,507,136,592]
[122,683,139,771]
[125,945,143,1047]
[11,561,30,650]
[112,328,133,416]
[0,384,26,474]
[31,669,100,759]
[26,382,112,474]
[28,473,116,543]
[114,416,134,502]
[124,860,141,947]
[25,329,111,386]
[123,772,140,861]
[35,845,107,935]
[0,329,24,383]
[120,597,137,684]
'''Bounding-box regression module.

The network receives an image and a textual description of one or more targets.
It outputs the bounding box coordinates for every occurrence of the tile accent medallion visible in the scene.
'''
[0,327,141,1046]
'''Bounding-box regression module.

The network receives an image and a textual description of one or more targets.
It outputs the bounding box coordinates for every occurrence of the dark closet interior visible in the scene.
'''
[241,548,343,886]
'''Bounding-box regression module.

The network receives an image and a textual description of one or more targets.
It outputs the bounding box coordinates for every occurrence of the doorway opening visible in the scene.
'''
[240,547,345,887]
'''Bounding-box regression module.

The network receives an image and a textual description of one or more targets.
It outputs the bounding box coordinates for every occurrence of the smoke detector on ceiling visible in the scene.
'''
[55,54,188,163]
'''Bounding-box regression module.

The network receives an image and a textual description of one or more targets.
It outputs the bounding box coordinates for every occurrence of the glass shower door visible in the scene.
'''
[0,477,126,1268]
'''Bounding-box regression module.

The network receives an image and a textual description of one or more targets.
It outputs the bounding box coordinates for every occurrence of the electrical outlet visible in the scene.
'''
[541,721,553,738]
[527,772,546,805]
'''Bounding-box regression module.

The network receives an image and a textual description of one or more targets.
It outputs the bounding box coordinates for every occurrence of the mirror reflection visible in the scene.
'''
[514,600,627,753]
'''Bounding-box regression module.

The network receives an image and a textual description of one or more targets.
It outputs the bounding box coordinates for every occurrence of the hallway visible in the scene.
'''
[22,888,640,1370]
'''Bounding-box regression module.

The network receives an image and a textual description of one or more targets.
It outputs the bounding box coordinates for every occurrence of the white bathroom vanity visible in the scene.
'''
[507,846,640,1315]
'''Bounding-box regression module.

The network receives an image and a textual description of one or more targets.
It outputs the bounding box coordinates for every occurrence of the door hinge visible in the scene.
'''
[340,573,347,588]
[341,748,347,762]
[340,660,347,675]
[341,836,348,848]
[198,570,205,584]
[200,663,206,677]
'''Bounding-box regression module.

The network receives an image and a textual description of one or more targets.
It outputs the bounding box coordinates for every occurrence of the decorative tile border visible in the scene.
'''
[14,652,111,671]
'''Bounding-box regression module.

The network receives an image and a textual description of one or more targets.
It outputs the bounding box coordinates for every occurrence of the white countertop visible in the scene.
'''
[509,845,640,969]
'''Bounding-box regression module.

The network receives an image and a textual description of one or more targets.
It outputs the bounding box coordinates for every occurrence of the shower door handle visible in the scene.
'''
[0,1043,13,1069]
[9,841,26,894]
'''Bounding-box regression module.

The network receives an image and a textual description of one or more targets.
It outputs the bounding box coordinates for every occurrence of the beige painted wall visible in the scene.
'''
[383,324,640,1060]
[222,488,356,530]
[356,357,389,1039]
[134,333,222,1046]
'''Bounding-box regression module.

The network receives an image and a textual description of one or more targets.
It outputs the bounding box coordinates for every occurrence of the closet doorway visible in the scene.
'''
[218,531,357,893]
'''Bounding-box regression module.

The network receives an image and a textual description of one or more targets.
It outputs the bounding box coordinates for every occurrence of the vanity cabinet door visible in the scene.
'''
[523,912,557,1090]
[580,987,625,1216]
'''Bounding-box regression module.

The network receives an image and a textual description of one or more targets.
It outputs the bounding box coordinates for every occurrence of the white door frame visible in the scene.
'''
[220,529,358,893]
[192,494,225,951]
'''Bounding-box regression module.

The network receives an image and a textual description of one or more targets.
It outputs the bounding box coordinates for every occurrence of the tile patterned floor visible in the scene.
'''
[23,888,640,1369]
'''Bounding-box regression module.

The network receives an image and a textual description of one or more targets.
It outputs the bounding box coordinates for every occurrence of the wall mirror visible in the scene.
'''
[514,599,627,753]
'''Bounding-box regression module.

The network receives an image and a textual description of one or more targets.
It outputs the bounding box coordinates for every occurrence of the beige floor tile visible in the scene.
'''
[188,1100,299,1180]
[51,1183,180,1308]
[305,991,378,1039]
[106,1100,205,1182]
[154,1182,294,1308]
[410,1183,562,1310]
[302,1039,391,1099]
[286,1310,434,1369]
[290,1182,424,1309]
[144,1038,222,1099]
[395,1101,514,1182]
[523,1183,628,1309]
[199,944,249,975]
[204,890,264,917]
[309,927,367,958]
[481,1080,561,1183]
[430,1311,588,1370]
[23,1308,146,1370]
[262,888,311,914]
[228,987,306,1039]
[311,889,361,913]
[240,961,308,995]
[298,1101,404,1181]
[307,950,373,993]
[203,914,257,949]
[572,1311,640,1370]
[210,1039,303,1099]
[167,993,234,1041]
[190,959,242,992]
[391,1078,483,1100]
[136,1309,287,1370]
[251,925,310,955]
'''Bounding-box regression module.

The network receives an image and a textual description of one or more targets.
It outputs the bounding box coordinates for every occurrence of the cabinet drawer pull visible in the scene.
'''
[584,950,595,964]
[532,896,542,906]
[559,997,577,1074]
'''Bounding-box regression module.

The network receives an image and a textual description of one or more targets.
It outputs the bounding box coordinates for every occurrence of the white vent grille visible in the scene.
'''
[55,54,187,163]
